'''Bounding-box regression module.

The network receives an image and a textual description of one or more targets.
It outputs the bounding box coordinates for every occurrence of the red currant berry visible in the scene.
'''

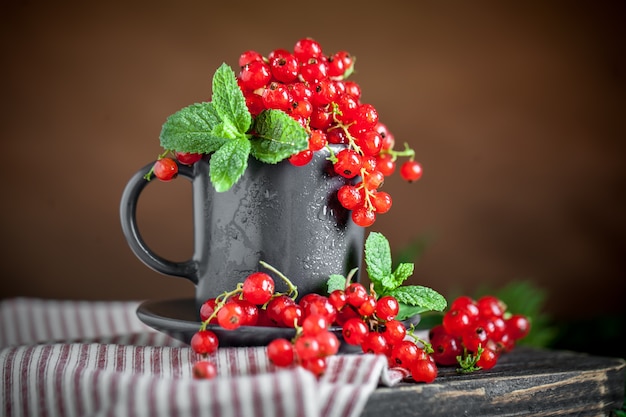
[294,335,321,361]
[310,79,337,107]
[175,152,202,165]
[199,298,218,323]
[363,170,385,190]
[342,317,369,346]
[375,122,395,150]
[299,293,337,325]
[506,314,531,340]
[289,149,314,166]
[372,191,392,214]
[343,80,361,99]
[345,283,368,308]
[400,160,423,182]
[375,295,400,322]
[192,360,218,379]
[337,185,363,210]
[293,38,323,61]
[238,50,263,68]
[430,329,463,366]
[477,295,507,319]
[328,289,347,311]
[269,54,299,83]
[355,104,379,130]
[462,322,490,353]
[411,357,438,383]
[357,295,377,317]
[239,60,272,90]
[217,302,245,330]
[302,314,329,336]
[375,154,396,176]
[266,295,296,327]
[382,320,407,345]
[351,206,376,227]
[317,330,340,356]
[281,304,304,328]
[388,340,421,370]
[153,157,178,182]
[230,298,259,326]
[299,57,328,84]
[361,332,389,355]
[301,357,327,377]
[476,347,499,370]
[262,82,292,111]
[190,330,219,355]
[267,338,295,367]
[308,129,327,151]
[244,91,265,116]
[442,308,475,335]
[242,272,275,305]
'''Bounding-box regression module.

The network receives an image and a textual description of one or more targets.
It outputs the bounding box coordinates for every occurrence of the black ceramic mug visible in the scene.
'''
[120,145,364,310]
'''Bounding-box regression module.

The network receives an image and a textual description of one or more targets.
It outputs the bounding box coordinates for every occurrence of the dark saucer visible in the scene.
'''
[137,298,420,352]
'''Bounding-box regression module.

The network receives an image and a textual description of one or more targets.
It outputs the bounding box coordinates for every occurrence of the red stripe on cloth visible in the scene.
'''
[2,347,17,417]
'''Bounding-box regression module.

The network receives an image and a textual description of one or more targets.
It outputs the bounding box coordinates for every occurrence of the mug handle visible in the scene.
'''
[119,160,199,285]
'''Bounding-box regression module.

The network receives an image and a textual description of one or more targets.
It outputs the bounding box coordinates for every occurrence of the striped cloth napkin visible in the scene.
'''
[0,298,403,417]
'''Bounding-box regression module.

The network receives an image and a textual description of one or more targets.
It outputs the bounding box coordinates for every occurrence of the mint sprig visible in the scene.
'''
[365,232,446,320]
[158,63,309,191]
[325,232,446,320]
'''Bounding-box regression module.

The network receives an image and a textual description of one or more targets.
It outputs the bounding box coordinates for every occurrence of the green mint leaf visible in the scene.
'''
[250,109,309,163]
[388,285,447,313]
[326,274,347,294]
[365,231,393,287]
[212,63,251,135]
[396,302,427,321]
[209,137,251,192]
[392,262,414,286]
[159,102,228,153]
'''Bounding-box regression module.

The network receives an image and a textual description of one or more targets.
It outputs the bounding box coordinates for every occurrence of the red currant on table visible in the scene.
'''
[192,360,218,379]
[153,157,178,182]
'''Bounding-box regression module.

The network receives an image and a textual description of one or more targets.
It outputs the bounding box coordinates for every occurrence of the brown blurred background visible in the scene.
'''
[1,1,625,336]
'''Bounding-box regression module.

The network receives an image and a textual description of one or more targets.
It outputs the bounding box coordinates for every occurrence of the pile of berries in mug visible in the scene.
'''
[153,37,423,228]
[190,270,530,382]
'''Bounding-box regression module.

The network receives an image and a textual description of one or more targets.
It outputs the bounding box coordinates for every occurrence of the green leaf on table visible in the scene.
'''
[365,231,393,289]
[388,285,447,313]
[209,137,251,192]
[211,63,251,135]
[250,109,309,163]
[326,274,347,294]
[159,102,227,154]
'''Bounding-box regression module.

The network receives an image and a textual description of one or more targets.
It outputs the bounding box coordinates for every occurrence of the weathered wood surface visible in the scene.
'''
[362,347,625,416]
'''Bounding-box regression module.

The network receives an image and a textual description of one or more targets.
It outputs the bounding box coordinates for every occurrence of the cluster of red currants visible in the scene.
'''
[237,37,422,227]
[429,295,531,371]
[327,282,439,383]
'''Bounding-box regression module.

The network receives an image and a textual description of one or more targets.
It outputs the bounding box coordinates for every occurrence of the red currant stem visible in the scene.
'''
[383,142,415,161]
[406,324,434,354]
[143,149,176,181]
[456,345,484,374]
[358,169,376,211]
[259,261,299,300]
[200,284,244,330]
[343,267,359,288]
[325,144,338,164]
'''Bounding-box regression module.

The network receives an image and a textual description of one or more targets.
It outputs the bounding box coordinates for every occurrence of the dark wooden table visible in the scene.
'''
[362,347,625,416]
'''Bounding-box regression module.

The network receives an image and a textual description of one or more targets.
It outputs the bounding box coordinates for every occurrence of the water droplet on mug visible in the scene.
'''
[317,205,329,221]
